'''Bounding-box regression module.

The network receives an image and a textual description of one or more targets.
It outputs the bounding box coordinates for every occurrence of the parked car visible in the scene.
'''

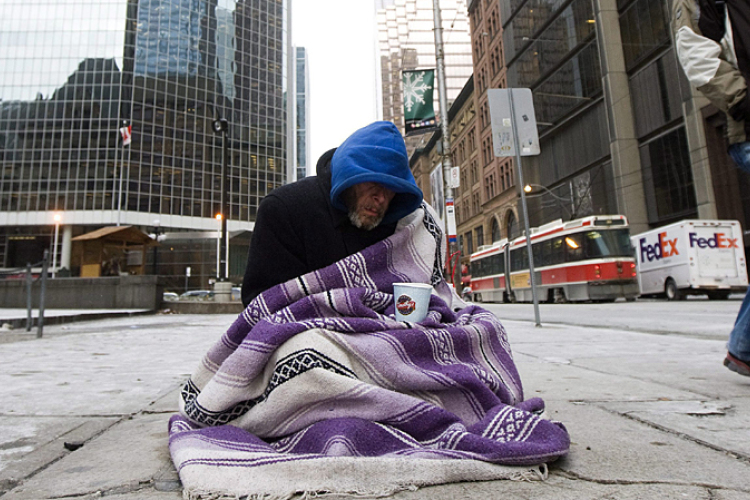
[179,290,215,301]
[163,292,179,302]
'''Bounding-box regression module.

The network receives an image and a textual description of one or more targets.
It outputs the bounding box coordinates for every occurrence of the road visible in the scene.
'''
[480,296,743,341]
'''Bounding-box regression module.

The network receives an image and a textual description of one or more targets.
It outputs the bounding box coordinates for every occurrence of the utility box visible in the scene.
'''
[631,220,748,300]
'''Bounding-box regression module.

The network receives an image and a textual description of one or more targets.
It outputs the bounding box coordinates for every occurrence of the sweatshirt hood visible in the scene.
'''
[330,121,423,225]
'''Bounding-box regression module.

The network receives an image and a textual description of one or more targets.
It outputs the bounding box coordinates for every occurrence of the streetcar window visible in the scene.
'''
[471,260,481,278]
[489,254,502,275]
[565,234,584,262]
[583,230,632,258]
[538,239,551,267]
[533,240,544,267]
[511,247,528,271]
[550,237,564,265]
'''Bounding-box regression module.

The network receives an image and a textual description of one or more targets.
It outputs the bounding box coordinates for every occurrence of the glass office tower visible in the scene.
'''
[295,46,310,180]
[0,0,291,284]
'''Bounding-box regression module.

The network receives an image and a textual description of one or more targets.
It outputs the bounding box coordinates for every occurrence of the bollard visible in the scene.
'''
[26,263,33,332]
[38,250,48,339]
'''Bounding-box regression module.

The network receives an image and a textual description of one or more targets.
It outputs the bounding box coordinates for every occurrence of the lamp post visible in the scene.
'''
[152,219,160,275]
[523,183,576,219]
[215,213,222,279]
[52,212,61,278]
[212,117,229,281]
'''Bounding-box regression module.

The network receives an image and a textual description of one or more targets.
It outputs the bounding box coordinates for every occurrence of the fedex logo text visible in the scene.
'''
[639,232,678,262]
[688,232,739,249]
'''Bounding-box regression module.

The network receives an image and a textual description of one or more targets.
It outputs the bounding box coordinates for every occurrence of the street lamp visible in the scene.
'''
[212,117,229,281]
[52,212,62,278]
[215,213,222,279]
[152,219,160,275]
[523,183,576,218]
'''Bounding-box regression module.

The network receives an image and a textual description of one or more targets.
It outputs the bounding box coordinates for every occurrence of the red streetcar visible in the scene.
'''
[470,215,639,303]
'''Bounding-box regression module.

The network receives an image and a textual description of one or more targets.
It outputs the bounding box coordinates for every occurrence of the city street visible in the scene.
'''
[481,296,743,341]
[0,298,749,499]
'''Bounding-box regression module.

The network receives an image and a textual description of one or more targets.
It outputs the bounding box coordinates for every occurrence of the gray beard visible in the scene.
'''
[348,210,383,231]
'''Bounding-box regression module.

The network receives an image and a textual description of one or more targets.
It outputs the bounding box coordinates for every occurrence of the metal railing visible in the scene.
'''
[0,251,50,338]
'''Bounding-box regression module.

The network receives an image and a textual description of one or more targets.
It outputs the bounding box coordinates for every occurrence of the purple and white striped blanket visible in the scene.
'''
[169,205,569,499]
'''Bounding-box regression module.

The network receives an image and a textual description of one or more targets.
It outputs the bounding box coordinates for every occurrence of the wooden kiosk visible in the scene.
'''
[72,226,157,278]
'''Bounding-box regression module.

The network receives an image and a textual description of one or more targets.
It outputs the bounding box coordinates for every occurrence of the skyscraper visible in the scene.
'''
[0,0,292,286]
[376,0,473,138]
[295,47,311,180]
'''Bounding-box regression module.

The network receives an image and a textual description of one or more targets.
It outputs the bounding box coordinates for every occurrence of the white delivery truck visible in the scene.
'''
[631,220,748,300]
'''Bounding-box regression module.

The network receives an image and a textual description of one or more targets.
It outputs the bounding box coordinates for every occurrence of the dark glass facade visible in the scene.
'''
[619,0,697,225]
[0,0,291,286]
[502,0,697,228]
[503,0,601,133]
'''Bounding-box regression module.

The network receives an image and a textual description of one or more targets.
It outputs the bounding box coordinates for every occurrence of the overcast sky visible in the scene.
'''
[292,1,380,171]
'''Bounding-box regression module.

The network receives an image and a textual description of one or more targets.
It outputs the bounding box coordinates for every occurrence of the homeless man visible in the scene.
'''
[241,120,424,307]
[171,120,571,499]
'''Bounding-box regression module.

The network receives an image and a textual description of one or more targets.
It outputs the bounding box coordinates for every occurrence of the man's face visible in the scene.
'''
[343,182,396,230]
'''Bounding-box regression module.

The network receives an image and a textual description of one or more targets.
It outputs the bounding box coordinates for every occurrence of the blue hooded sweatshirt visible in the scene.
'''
[330,121,423,225]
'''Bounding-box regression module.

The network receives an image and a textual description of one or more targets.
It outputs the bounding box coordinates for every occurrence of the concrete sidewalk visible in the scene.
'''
[0,312,748,499]
[0,308,153,333]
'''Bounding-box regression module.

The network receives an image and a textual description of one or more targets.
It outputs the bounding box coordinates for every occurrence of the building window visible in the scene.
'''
[491,217,502,242]
[640,126,697,223]
[485,172,496,200]
[619,0,669,71]
[475,226,484,248]
[464,231,474,255]
[506,211,519,240]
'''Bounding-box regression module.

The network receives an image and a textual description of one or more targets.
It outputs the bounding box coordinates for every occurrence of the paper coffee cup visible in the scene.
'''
[393,283,433,322]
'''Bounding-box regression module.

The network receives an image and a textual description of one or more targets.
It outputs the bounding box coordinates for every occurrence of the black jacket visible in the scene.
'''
[241,149,397,307]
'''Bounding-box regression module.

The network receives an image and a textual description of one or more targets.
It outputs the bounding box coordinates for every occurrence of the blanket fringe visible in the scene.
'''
[183,465,548,500]
[184,486,419,500]
[510,463,548,482]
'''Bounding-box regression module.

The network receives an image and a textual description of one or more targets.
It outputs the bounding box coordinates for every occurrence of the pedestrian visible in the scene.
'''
[241,121,424,307]
[672,0,750,376]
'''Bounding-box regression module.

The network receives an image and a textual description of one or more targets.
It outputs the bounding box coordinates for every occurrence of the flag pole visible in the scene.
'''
[114,128,122,226]
[116,122,129,226]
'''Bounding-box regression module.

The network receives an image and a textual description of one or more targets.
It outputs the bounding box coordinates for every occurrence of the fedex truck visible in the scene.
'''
[631,220,748,300]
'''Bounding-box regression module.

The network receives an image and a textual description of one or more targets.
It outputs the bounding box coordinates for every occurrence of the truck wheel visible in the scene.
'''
[664,278,682,301]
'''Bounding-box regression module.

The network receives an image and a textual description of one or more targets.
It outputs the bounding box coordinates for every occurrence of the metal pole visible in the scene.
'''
[216,221,221,279]
[38,250,49,338]
[219,131,228,281]
[116,129,123,226]
[26,263,32,332]
[509,89,541,327]
[52,220,60,278]
[432,0,457,282]
[152,221,160,275]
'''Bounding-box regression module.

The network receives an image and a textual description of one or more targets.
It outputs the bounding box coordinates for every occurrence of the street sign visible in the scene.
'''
[450,166,460,188]
[488,89,540,157]
[446,198,457,243]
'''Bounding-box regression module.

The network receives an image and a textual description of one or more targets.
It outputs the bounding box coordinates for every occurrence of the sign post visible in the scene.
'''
[488,88,542,327]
